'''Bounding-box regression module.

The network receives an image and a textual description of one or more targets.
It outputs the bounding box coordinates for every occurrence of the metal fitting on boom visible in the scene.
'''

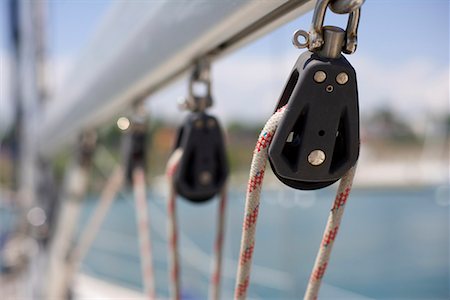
[179,58,213,112]
[292,0,363,55]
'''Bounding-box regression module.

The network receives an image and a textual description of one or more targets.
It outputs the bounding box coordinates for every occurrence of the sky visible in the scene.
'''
[0,0,449,135]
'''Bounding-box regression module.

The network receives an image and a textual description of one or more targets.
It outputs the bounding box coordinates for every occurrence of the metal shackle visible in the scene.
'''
[300,0,361,54]
[185,59,213,112]
[77,130,97,166]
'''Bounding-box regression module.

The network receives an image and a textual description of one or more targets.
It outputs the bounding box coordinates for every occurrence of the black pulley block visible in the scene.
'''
[268,51,360,190]
[122,121,147,183]
[173,112,228,203]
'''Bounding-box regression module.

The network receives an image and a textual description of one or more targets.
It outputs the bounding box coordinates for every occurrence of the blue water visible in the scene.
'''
[76,184,450,299]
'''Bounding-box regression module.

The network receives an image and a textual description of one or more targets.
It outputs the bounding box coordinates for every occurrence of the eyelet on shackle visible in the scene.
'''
[292,29,310,49]
[303,0,361,55]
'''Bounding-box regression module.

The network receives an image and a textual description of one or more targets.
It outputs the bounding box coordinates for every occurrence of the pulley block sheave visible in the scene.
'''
[173,112,228,202]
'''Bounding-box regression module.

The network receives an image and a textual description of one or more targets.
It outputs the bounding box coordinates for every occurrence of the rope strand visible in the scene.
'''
[234,106,287,300]
[209,186,228,300]
[304,165,356,300]
[132,167,156,299]
[166,149,183,300]
[166,149,228,300]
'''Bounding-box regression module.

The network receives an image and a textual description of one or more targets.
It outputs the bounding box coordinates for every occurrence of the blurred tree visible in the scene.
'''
[365,107,419,143]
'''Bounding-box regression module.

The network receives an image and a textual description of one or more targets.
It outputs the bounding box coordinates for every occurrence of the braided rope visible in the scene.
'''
[209,187,228,300]
[132,167,156,299]
[234,106,357,300]
[166,148,228,300]
[234,106,287,300]
[304,165,356,300]
[166,149,183,300]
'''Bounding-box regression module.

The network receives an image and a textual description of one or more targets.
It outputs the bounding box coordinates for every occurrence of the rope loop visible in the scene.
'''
[234,106,357,300]
[166,149,228,300]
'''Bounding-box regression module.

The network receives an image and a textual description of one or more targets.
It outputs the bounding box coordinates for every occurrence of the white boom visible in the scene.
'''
[38,0,314,155]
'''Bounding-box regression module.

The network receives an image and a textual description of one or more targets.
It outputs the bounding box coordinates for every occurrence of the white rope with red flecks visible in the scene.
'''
[166,149,228,300]
[209,185,228,300]
[233,106,357,300]
[303,165,356,300]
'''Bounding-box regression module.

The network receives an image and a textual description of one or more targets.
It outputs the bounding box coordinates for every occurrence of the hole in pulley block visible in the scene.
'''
[282,107,308,171]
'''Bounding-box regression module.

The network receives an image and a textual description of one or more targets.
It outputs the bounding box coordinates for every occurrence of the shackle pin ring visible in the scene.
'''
[292,30,310,49]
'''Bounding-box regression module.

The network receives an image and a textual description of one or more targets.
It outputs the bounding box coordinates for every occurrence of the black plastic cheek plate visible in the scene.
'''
[269,51,360,190]
[173,112,229,203]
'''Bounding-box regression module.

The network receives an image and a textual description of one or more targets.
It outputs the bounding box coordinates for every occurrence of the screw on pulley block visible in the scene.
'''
[308,150,326,166]
[314,71,327,83]
[336,72,349,84]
